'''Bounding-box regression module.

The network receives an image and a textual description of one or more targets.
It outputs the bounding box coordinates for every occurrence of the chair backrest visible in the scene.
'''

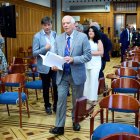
[132,57,140,62]
[121,61,139,68]
[115,67,137,78]
[1,73,25,85]
[74,96,87,123]
[101,132,140,140]
[111,77,140,89]
[12,57,24,64]
[8,64,26,74]
[99,94,139,112]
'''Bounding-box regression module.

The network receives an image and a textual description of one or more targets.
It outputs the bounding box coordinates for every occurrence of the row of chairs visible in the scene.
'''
[75,48,140,139]
[0,57,43,128]
[89,47,140,139]
[74,78,140,140]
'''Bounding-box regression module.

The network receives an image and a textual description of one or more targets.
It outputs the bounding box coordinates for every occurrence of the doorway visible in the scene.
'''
[114,14,137,37]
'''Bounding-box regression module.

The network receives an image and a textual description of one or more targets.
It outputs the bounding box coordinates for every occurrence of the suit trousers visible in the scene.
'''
[40,70,58,109]
[55,73,84,127]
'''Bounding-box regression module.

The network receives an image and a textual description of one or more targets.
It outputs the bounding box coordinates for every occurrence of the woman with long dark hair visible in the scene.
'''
[84,26,104,103]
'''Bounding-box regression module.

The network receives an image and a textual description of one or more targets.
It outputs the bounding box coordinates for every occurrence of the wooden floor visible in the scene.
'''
[0,56,135,140]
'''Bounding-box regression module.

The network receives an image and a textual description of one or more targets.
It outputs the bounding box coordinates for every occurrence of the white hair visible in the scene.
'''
[62,15,75,24]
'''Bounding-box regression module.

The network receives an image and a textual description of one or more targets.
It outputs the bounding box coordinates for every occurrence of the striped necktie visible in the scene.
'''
[64,36,71,74]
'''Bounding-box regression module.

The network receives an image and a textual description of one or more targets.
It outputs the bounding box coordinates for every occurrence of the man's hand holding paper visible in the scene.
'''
[39,51,66,70]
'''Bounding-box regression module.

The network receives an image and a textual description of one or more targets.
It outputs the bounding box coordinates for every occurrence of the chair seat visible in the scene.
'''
[25,80,42,89]
[92,123,139,140]
[113,88,138,93]
[0,92,27,104]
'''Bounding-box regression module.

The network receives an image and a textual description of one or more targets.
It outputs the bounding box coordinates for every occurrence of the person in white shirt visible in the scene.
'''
[84,26,104,103]
[32,16,58,114]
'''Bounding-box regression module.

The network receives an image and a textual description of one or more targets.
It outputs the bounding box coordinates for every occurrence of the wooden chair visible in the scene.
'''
[8,64,26,74]
[90,94,139,139]
[12,57,24,64]
[132,57,140,63]
[74,96,94,124]
[115,67,138,79]
[6,64,27,92]
[100,133,140,140]
[111,77,140,100]
[74,78,109,124]
[0,73,30,127]
[121,61,139,71]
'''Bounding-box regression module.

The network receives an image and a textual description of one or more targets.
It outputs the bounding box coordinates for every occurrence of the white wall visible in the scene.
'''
[25,0,50,7]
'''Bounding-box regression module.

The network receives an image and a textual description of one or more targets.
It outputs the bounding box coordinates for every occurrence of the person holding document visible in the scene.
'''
[32,16,58,115]
[49,15,92,135]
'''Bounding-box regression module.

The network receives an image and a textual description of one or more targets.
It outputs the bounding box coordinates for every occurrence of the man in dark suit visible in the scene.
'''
[120,24,131,62]
[49,15,91,135]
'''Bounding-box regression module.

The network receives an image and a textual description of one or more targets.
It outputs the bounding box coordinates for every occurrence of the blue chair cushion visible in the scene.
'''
[113,88,138,93]
[0,91,27,104]
[109,108,136,113]
[92,123,139,140]
[132,67,138,71]
[25,80,42,89]
[5,83,20,87]
[120,76,137,79]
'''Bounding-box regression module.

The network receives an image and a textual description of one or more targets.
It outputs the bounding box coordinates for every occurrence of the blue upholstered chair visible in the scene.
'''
[90,94,139,140]
[115,67,138,79]
[111,77,140,101]
[100,132,140,140]
[25,80,42,100]
[25,63,42,100]
[0,73,30,128]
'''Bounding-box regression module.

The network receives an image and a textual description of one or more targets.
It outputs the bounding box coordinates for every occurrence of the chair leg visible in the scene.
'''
[26,89,29,99]
[6,104,10,116]
[19,97,22,128]
[135,114,138,127]
[90,117,94,139]
[112,111,114,122]
[25,100,30,118]
[106,109,108,123]
[35,89,38,100]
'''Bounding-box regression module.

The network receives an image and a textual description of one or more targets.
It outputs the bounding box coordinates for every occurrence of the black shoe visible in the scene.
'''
[73,123,80,131]
[49,127,64,135]
[45,107,52,115]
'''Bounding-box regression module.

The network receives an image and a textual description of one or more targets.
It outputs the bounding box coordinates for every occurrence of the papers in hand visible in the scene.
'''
[39,51,66,70]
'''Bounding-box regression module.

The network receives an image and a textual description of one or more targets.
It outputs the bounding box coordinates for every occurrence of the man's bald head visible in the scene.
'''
[90,22,100,30]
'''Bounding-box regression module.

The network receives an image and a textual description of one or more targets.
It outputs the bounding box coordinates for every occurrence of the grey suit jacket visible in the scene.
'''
[32,29,56,74]
[54,30,92,85]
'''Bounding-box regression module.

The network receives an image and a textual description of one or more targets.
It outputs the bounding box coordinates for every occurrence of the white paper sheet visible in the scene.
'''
[39,51,66,70]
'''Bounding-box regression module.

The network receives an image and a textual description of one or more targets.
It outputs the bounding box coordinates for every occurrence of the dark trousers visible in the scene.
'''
[121,47,126,62]
[40,70,58,109]
[99,59,106,78]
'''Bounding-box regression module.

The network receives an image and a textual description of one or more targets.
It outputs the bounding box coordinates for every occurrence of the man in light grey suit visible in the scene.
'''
[32,16,58,115]
[49,15,92,135]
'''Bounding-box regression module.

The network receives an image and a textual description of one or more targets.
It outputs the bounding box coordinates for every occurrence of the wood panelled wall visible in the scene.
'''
[137,2,140,28]
[0,0,52,62]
